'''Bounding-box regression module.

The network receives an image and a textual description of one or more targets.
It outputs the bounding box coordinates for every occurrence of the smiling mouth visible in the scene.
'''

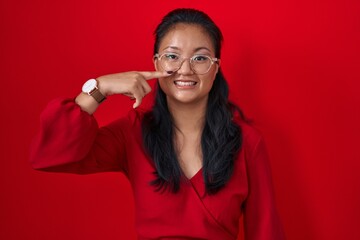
[174,81,197,86]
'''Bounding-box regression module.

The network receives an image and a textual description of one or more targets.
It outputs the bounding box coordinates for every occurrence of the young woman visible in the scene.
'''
[30,8,286,240]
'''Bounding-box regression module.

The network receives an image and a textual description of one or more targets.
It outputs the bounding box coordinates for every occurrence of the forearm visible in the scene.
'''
[75,92,100,115]
[75,71,169,114]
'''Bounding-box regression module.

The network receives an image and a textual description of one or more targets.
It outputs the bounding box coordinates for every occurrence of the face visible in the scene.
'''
[154,23,219,106]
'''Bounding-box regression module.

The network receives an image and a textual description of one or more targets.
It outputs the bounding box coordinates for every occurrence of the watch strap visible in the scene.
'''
[89,87,106,103]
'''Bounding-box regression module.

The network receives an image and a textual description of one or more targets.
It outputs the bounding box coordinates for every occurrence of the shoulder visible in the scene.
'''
[233,117,271,169]
[233,115,264,153]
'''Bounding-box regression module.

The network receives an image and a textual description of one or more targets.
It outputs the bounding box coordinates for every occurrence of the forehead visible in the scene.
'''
[159,23,215,53]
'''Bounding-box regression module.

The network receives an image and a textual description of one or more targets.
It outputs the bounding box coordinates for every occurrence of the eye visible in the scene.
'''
[192,55,209,62]
[163,53,179,61]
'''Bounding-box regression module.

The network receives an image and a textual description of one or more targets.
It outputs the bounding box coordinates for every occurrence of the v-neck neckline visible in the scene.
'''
[184,167,203,182]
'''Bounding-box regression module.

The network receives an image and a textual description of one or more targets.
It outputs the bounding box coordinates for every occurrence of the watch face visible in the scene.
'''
[82,79,97,93]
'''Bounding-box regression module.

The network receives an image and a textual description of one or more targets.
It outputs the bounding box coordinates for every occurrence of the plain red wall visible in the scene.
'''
[1,0,359,239]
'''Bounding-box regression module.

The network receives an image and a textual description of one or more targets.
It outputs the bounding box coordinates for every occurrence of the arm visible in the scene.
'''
[75,71,171,115]
[29,98,127,174]
[29,71,170,174]
[243,136,286,240]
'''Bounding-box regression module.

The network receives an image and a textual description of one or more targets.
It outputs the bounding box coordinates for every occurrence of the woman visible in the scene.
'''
[30,8,286,240]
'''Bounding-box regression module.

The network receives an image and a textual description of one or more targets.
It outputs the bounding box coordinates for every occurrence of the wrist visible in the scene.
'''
[96,76,111,96]
[82,78,106,103]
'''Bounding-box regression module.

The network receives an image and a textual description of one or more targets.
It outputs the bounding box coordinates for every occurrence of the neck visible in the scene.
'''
[167,97,208,134]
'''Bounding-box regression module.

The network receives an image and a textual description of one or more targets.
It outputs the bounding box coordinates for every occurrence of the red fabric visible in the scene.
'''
[29,98,286,240]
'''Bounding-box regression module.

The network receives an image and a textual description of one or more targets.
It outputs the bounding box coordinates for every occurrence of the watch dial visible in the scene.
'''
[82,79,97,93]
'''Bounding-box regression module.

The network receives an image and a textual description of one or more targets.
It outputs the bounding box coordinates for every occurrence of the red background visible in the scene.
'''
[1,0,359,239]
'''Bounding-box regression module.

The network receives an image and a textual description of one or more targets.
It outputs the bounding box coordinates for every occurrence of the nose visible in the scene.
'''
[176,58,194,75]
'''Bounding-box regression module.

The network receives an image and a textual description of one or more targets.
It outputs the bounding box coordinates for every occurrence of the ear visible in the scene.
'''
[214,60,220,75]
[153,57,159,71]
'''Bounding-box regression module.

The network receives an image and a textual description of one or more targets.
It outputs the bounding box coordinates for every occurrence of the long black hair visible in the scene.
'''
[142,8,244,195]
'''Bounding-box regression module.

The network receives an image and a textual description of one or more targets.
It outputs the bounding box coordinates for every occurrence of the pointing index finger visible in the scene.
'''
[139,71,172,80]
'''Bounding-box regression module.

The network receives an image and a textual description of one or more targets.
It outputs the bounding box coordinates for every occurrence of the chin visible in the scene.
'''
[167,93,208,105]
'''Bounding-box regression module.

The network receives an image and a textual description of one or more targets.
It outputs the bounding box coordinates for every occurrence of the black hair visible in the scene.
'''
[142,8,245,195]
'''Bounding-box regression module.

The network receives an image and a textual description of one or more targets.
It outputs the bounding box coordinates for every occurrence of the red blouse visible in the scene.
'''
[29,98,286,240]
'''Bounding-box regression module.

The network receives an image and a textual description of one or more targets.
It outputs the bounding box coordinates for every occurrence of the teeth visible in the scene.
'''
[175,81,196,86]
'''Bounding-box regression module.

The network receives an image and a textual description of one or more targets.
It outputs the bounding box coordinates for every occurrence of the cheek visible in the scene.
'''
[158,78,166,90]
[203,69,218,89]
[158,77,172,92]
[208,64,218,79]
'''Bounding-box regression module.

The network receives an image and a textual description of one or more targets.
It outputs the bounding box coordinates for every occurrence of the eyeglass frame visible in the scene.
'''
[154,53,220,75]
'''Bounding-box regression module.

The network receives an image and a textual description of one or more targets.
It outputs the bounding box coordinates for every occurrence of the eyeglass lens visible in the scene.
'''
[159,55,212,74]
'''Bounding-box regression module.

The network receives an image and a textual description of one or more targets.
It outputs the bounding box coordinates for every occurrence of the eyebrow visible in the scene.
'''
[162,46,212,53]
[162,46,180,51]
[194,47,211,52]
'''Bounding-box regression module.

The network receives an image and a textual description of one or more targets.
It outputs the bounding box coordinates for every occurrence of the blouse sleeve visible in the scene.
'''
[29,98,127,174]
[243,135,286,240]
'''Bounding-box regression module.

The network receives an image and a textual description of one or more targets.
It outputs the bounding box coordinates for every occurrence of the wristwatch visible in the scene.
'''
[82,78,106,103]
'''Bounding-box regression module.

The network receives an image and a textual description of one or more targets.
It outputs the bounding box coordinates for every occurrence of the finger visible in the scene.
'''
[138,71,172,80]
[123,93,134,98]
[133,92,143,109]
[132,85,145,108]
[125,94,135,100]
[140,80,152,95]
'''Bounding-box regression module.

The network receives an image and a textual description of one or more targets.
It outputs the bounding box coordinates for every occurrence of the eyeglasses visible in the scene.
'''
[154,53,220,75]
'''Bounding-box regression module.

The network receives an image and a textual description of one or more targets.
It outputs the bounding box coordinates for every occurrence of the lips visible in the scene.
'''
[174,80,197,86]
